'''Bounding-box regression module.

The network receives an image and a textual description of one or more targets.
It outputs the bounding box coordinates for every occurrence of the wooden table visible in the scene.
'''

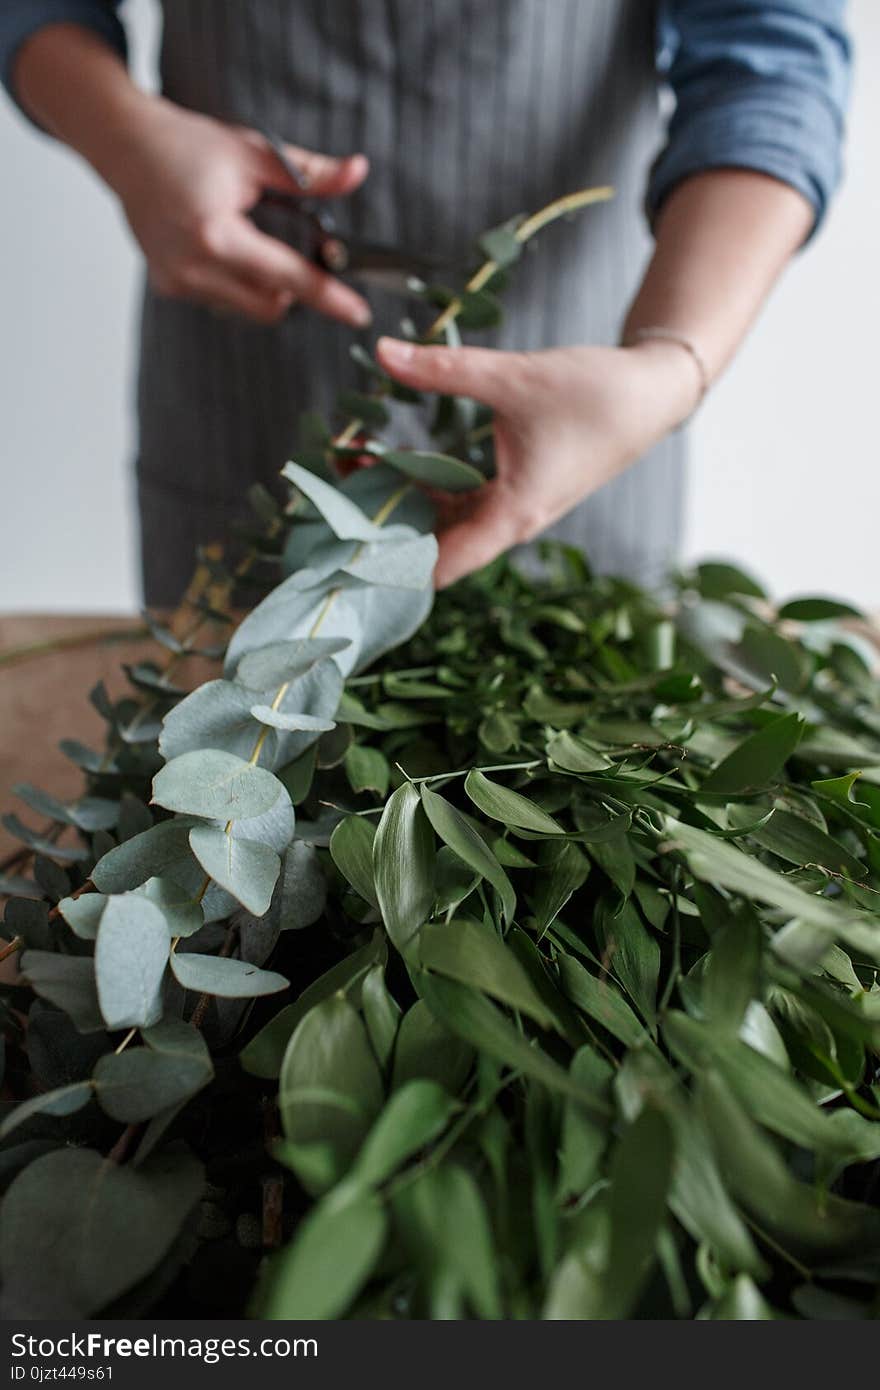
[0,614,228,867]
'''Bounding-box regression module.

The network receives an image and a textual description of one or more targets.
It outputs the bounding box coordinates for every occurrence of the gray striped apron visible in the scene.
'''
[137,0,684,605]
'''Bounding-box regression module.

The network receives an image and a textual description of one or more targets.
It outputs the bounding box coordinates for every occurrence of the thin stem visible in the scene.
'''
[385,1070,521,1200]
[333,418,364,450]
[0,935,23,963]
[427,185,614,340]
[658,867,683,1014]
[114,1027,137,1055]
[409,759,542,785]
[190,923,238,1029]
[515,186,614,244]
[47,877,92,923]
[106,1122,140,1166]
[743,1215,812,1282]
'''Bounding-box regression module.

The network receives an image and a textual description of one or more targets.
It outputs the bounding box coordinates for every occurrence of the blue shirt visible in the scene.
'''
[0,0,852,232]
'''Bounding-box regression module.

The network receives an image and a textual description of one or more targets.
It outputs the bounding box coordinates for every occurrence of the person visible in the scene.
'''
[2,1,851,602]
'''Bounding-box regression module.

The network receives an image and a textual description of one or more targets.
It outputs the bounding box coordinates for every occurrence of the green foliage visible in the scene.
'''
[2,189,880,1322]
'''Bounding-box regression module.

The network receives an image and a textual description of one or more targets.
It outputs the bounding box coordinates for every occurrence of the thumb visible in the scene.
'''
[377,338,511,408]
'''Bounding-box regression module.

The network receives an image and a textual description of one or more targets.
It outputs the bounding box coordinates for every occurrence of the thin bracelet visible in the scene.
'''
[624,327,710,419]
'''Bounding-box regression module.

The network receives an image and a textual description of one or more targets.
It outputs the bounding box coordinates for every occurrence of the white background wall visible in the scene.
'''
[1,0,878,614]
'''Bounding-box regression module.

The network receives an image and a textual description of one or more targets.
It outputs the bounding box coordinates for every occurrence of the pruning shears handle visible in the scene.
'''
[258,129,456,293]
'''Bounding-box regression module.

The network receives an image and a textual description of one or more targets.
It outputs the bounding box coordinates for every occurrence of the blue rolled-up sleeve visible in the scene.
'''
[1,1,126,117]
[649,0,852,236]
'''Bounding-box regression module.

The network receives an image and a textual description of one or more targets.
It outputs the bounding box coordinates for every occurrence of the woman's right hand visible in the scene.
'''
[16,26,370,325]
[104,97,372,326]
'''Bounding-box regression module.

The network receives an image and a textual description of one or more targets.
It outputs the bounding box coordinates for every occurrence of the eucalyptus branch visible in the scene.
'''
[332,184,614,443]
[5,183,877,1326]
[428,185,613,339]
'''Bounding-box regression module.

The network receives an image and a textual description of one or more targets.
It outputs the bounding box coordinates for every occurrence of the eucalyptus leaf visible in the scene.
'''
[282,462,388,541]
[224,581,362,681]
[58,892,107,940]
[134,875,205,938]
[340,532,439,590]
[188,825,280,916]
[477,215,524,267]
[92,819,196,894]
[274,840,327,930]
[153,751,286,822]
[0,1146,204,1316]
[94,895,169,1031]
[0,1081,94,1140]
[249,706,335,733]
[161,664,343,772]
[235,637,351,690]
[19,953,104,1033]
[170,951,288,999]
[94,1020,213,1122]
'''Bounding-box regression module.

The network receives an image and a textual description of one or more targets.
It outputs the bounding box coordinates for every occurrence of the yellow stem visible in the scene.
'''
[333,418,364,449]
[514,185,614,244]
[115,1027,137,1055]
[427,184,613,340]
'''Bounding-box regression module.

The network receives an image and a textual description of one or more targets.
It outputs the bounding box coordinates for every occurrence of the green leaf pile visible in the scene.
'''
[1,188,879,1321]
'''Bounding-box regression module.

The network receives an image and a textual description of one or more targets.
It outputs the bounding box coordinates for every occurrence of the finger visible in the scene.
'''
[434,488,525,588]
[178,263,295,324]
[220,218,372,327]
[244,130,369,198]
[376,337,514,409]
[285,146,369,197]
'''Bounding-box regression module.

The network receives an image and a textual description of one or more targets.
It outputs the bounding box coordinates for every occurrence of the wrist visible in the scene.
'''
[83,89,171,196]
[14,24,155,186]
[621,336,708,433]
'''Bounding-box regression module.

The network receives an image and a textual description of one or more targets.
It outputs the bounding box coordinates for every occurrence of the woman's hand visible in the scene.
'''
[104,99,371,326]
[15,26,371,326]
[376,337,701,587]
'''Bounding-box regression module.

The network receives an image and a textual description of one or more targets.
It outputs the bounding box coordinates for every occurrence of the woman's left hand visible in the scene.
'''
[376,337,700,587]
